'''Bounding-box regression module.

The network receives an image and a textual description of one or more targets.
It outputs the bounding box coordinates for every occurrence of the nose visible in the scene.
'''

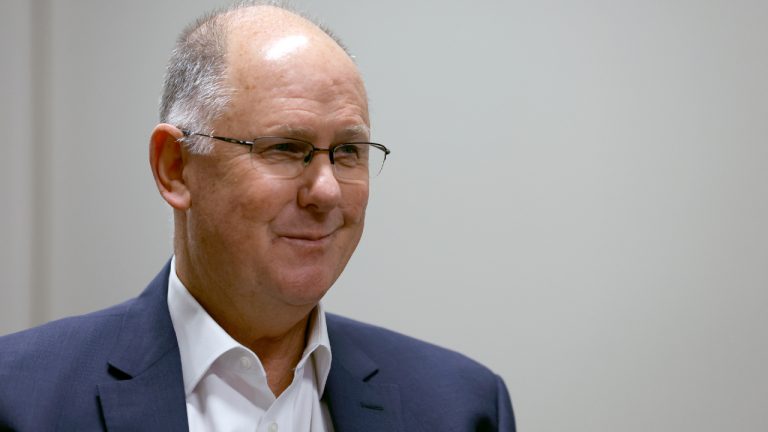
[297,152,342,213]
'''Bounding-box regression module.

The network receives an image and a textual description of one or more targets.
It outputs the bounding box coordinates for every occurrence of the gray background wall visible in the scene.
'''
[2,1,767,431]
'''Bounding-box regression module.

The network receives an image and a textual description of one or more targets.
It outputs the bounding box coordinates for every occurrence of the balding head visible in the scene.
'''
[160,1,363,154]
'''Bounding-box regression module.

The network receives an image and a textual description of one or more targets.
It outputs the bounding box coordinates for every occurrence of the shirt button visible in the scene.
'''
[268,422,278,432]
[239,356,252,370]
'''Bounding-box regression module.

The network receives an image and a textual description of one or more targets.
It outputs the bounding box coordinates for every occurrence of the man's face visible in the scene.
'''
[181,32,370,310]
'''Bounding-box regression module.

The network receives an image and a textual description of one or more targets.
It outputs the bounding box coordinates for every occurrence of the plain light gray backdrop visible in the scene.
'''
[2,1,767,431]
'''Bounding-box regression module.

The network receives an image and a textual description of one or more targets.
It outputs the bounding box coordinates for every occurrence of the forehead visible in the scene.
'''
[219,11,369,135]
[223,7,359,85]
[225,16,360,85]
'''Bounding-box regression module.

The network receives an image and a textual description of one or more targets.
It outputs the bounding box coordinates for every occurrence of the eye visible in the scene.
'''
[266,141,305,154]
[253,139,309,162]
[334,144,368,167]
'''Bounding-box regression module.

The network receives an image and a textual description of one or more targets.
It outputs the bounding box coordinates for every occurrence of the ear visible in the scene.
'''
[149,123,191,210]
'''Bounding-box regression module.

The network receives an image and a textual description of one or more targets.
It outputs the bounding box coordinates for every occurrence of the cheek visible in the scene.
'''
[342,184,369,224]
[233,178,298,224]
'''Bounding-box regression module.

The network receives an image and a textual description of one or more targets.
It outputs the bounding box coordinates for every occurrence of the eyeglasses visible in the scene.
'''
[180,129,390,182]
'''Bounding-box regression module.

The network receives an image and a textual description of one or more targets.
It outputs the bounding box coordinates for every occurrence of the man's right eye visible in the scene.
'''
[255,141,308,165]
[269,142,304,153]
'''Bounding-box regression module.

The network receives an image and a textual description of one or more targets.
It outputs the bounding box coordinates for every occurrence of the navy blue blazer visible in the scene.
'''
[0,263,515,431]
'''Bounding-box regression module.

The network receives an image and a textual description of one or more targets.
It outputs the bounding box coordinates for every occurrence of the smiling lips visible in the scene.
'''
[277,230,336,246]
[283,233,330,241]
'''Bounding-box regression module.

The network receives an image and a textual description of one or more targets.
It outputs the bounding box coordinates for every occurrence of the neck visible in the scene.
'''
[245,314,312,396]
[174,247,316,397]
[209,298,312,396]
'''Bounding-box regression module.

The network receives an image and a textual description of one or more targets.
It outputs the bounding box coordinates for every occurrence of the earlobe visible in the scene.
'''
[149,123,191,210]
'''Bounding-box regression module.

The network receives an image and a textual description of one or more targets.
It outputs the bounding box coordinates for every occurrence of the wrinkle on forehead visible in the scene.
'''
[271,124,371,141]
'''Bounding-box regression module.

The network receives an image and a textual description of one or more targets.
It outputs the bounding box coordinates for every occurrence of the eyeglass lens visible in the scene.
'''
[249,138,386,180]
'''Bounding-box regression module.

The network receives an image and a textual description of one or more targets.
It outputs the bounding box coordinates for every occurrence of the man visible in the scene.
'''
[0,2,514,431]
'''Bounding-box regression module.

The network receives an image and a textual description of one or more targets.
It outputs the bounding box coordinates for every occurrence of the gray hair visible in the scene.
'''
[159,1,350,154]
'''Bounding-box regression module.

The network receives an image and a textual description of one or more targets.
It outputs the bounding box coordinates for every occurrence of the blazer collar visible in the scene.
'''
[97,261,189,431]
[324,318,403,432]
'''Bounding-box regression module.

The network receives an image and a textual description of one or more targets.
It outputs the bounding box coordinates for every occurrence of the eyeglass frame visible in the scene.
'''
[179,129,390,178]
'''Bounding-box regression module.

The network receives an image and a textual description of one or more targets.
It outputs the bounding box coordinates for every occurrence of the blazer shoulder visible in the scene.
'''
[0,298,134,372]
[0,260,171,365]
[325,313,514,431]
[326,313,499,382]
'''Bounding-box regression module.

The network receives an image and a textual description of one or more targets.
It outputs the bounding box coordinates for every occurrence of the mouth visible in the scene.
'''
[277,230,336,247]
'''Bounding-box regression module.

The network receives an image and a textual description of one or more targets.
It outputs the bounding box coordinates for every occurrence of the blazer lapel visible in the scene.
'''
[324,325,403,432]
[97,262,188,432]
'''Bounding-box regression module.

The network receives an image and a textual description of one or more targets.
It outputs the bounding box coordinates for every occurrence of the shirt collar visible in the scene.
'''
[166,256,333,397]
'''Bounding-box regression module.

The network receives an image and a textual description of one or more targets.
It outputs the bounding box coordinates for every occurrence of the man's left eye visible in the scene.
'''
[336,145,361,156]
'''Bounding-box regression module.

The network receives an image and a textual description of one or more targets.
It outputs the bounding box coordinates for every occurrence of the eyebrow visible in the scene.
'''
[339,124,371,141]
[269,124,371,142]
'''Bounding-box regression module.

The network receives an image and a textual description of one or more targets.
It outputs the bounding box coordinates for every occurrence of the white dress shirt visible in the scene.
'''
[167,257,334,432]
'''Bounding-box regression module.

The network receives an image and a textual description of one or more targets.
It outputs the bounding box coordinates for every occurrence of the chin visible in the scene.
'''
[275,268,336,306]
